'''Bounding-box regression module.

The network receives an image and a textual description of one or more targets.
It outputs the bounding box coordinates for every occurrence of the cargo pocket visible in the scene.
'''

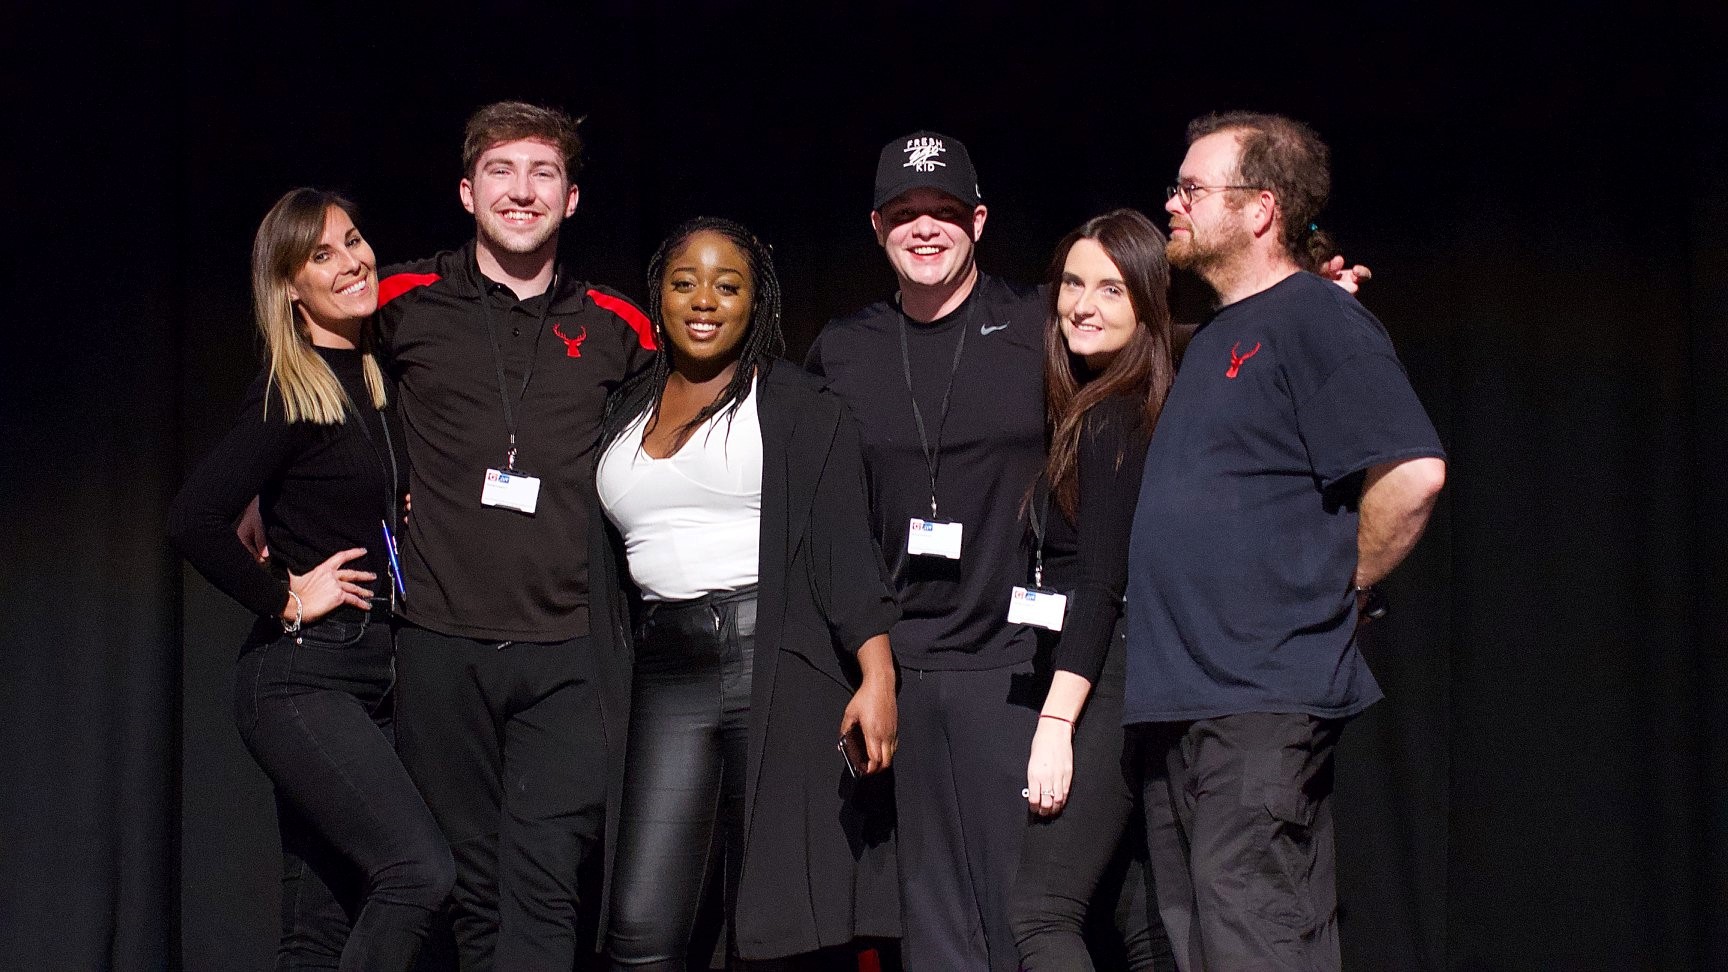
[1249,783,1320,933]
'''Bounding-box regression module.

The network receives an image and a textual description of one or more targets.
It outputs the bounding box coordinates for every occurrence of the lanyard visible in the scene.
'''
[349,395,401,529]
[350,397,406,607]
[480,273,556,470]
[1028,475,1052,589]
[896,303,970,519]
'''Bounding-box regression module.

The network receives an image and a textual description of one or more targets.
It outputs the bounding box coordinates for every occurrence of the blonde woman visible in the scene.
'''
[169,188,452,971]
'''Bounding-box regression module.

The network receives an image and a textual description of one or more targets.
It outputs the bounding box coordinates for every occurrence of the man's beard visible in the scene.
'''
[1167,217,1252,281]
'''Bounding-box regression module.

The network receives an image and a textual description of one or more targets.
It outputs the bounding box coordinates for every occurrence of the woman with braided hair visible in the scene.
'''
[592,217,901,970]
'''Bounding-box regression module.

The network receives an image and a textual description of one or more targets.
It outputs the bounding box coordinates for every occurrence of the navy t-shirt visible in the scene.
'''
[1124,272,1444,723]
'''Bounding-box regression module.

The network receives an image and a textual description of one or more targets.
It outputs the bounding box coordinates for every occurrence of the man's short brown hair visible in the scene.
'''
[461,101,585,180]
[1188,111,1332,270]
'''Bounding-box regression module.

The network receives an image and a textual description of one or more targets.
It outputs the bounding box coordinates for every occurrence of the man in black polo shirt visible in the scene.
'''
[1126,112,1446,971]
[806,131,1046,972]
[378,102,654,971]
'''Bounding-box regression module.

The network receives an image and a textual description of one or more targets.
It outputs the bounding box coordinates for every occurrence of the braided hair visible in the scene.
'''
[601,216,787,448]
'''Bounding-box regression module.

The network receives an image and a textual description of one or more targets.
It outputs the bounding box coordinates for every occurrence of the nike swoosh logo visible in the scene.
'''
[980,322,1009,335]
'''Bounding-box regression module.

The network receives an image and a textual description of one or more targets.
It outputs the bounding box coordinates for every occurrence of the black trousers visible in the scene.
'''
[1136,713,1345,972]
[1010,631,1173,972]
[894,659,1043,972]
[234,609,454,972]
[394,622,608,972]
[606,589,756,971]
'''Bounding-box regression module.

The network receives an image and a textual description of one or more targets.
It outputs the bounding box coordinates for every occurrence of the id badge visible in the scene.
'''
[906,517,963,559]
[481,468,541,514]
[1008,586,1067,631]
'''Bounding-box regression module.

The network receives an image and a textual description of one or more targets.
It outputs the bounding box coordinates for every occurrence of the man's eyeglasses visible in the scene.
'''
[1166,183,1266,208]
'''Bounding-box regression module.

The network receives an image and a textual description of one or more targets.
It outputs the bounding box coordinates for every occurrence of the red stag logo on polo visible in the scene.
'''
[553,322,588,358]
[1226,341,1262,379]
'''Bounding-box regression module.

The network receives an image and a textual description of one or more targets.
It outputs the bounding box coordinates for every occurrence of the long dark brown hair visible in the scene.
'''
[1042,209,1175,521]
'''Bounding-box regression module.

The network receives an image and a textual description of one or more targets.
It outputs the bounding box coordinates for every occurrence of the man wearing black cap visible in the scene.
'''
[806,131,1048,972]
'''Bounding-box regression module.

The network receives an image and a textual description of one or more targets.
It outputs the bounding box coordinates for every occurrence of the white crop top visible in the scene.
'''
[596,380,763,601]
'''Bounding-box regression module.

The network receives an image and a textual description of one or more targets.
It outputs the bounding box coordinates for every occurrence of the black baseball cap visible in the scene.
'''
[873,130,982,211]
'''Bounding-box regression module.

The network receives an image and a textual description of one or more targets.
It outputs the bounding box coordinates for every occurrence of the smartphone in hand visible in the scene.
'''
[838,723,868,778]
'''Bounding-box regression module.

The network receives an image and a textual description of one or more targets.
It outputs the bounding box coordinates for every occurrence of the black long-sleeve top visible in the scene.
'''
[168,347,404,619]
[1039,395,1149,686]
[806,273,1047,670]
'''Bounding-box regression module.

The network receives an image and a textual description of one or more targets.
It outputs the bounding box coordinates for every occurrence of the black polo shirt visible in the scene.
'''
[807,273,1047,670]
[1125,271,1444,723]
[377,241,654,642]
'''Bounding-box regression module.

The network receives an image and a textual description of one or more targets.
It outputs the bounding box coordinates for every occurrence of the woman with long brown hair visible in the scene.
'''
[169,189,452,971]
[1009,208,1178,970]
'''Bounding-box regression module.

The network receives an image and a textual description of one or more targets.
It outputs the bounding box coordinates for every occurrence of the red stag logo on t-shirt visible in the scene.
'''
[1226,341,1261,379]
[553,322,588,358]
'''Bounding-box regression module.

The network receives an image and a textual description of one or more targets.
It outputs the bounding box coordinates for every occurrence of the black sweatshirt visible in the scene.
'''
[807,273,1047,670]
[1038,395,1148,685]
[169,347,404,619]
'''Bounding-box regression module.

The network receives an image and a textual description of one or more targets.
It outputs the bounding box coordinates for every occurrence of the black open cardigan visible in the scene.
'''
[587,360,901,959]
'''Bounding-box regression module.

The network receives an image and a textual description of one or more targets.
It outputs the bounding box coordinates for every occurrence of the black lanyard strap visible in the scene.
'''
[350,397,405,611]
[897,306,970,519]
[349,393,401,528]
[1028,475,1052,588]
[480,273,556,470]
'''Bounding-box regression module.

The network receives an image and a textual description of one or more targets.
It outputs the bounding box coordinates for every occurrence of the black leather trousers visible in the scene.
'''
[607,588,758,971]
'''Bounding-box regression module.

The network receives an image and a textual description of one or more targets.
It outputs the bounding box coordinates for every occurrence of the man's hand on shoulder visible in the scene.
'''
[1320,254,1373,295]
[237,495,268,564]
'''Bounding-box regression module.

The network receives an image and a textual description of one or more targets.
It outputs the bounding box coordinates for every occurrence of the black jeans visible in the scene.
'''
[1011,630,1173,971]
[393,623,608,972]
[607,589,757,971]
[234,606,455,972]
[1136,713,1345,972]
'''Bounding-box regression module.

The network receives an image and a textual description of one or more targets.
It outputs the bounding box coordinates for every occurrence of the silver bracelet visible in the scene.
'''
[282,590,304,637]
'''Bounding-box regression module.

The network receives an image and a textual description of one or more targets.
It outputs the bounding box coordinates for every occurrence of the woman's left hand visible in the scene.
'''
[840,675,898,775]
[1026,718,1074,817]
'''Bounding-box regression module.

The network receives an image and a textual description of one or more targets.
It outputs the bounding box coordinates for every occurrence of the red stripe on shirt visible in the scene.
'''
[377,272,441,308]
[587,289,656,350]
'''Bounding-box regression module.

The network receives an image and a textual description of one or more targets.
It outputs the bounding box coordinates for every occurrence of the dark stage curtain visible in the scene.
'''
[0,14,181,970]
[3,5,1723,970]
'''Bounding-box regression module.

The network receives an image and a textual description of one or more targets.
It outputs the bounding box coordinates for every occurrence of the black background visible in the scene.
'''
[2,2,1725,969]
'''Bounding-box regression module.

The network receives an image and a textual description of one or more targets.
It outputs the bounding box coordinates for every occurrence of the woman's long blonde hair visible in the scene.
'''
[251,188,387,425]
